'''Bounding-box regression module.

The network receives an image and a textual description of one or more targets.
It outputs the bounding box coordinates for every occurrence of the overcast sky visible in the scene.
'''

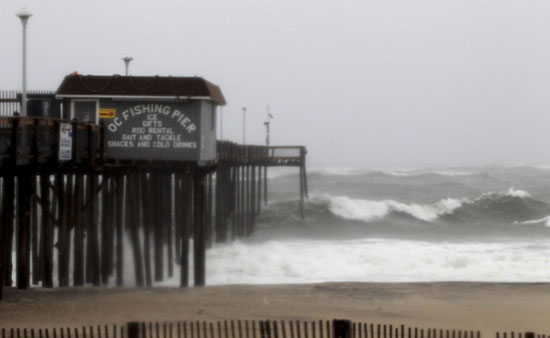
[2,0,550,167]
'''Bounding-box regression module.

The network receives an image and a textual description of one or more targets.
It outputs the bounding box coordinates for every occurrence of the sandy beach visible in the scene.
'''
[1,282,549,335]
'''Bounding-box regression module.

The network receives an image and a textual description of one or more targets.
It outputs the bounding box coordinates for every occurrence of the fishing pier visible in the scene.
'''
[0,75,308,300]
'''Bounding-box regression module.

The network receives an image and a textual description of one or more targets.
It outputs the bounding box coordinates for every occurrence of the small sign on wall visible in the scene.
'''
[59,122,73,161]
[100,108,116,118]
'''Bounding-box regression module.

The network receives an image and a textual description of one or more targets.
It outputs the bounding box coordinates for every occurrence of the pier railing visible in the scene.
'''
[0,116,305,170]
[3,319,545,338]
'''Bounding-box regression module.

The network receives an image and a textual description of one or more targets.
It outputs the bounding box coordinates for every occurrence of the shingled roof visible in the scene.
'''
[55,74,226,105]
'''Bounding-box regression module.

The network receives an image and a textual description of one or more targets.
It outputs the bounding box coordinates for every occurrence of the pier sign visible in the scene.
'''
[102,102,201,161]
[99,108,116,118]
[58,122,73,161]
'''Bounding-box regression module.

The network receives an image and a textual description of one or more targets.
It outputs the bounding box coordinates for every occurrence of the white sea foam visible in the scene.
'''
[313,194,463,222]
[152,238,550,285]
[308,167,363,176]
[505,187,531,198]
[517,216,550,227]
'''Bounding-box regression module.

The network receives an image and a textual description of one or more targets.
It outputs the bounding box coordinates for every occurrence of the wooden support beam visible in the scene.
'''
[153,171,163,282]
[73,173,84,286]
[263,165,268,205]
[141,170,152,287]
[250,165,256,234]
[101,173,111,285]
[16,172,32,289]
[206,172,213,248]
[2,119,18,289]
[40,173,53,288]
[56,172,69,287]
[31,176,39,285]
[243,166,248,238]
[180,172,193,287]
[245,165,251,236]
[128,172,144,287]
[60,174,73,287]
[231,166,237,240]
[87,172,101,286]
[115,172,124,287]
[299,164,305,219]
[1,175,15,290]
[256,166,262,215]
[166,171,174,278]
[214,164,226,243]
[193,169,206,286]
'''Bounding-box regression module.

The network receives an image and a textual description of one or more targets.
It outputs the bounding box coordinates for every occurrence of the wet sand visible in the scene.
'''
[1,283,549,334]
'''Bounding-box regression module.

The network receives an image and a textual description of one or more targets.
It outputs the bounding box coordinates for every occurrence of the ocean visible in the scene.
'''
[19,166,550,287]
[196,166,550,285]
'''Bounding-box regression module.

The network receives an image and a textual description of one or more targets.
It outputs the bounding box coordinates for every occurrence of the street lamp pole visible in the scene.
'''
[264,105,273,146]
[16,8,32,116]
[242,107,247,145]
[122,56,133,76]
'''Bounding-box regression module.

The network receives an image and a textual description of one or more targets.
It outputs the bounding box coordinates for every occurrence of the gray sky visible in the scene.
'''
[2,0,550,167]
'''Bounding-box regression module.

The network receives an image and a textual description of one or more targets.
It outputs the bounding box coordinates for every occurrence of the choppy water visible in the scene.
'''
[25,166,550,287]
[196,166,550,285]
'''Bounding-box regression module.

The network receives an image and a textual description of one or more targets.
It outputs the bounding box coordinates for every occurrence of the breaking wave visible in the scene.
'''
[302,188,548,225]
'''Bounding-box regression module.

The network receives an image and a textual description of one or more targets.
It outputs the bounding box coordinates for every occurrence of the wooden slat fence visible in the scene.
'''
[0,320,493,338]
[497,333,548,338]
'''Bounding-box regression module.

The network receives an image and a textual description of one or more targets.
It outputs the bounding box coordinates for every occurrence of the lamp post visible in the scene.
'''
[242,107,247,145]
[122,56,133,76]
[16,8,32,116]
[264,105,273,146]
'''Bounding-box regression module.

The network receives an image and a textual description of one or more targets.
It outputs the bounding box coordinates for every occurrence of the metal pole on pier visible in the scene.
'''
[242,107,247,145]
[16,8,32,116]
[263,106,273,204]
[122,56,133,76]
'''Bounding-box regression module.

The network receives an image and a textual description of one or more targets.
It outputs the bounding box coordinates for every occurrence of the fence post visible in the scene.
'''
[127,322,142,338]
[525,333,535,338]
[333,320,352,338]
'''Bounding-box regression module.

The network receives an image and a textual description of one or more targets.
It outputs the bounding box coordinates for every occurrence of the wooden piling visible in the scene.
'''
[154,171,163,282]
[256,166,262,215]
[263,165,268,205]
[180,172,193,287]
[206,172,213,248]
[115,172,124,287]
[56,172,69,287]
[60,174,73,287]
[40,173,53,288]
[214,165,224,243]
[250,165,256,234]
[193,169,206,286]
[141,170,152,287]
[167,171,174,278]
[231,167,237,240]
[239,166,248,238]
[16,171,31,289]
[73,173,84,286]
[31,175,39,285]
[101,173,112,285]
[127,171,144,287]
[88,171,101,286]
[2,179,15,288]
